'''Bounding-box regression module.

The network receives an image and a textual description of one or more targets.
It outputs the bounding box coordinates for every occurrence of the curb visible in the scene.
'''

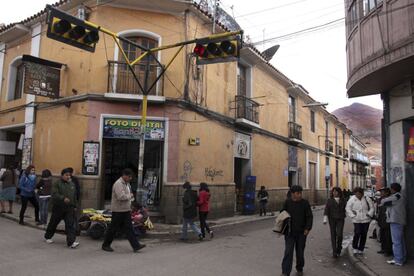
[345,244,380,276]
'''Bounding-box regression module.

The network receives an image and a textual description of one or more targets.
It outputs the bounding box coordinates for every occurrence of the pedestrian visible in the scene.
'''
[381,183,407,266]
[198,182,213,239]
[377,188,392,257]
[346,187,374,255]
[281,185,313,276]
[102,168,145,252]
[181,181,203,241]
[257,185,269,216]
[0,165,17,214]
[44,168,79,248]
[323,187,346,258]
[66,167,81,235]
[36,169,53,225]
[18,165,40,225]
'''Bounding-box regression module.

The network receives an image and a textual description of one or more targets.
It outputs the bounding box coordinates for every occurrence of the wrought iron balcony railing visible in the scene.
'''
[288,121,302,140]
[107,60,164,96]
[325,140,334,153]
[235,95,259,124]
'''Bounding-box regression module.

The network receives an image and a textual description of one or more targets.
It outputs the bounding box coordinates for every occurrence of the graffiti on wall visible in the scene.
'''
[390,166,403,183]
[180,160,193,182]
[205,167,224,181]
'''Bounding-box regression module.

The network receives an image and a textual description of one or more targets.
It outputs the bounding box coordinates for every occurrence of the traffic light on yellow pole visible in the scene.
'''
[193,34,241,65]
[46,5,99,52]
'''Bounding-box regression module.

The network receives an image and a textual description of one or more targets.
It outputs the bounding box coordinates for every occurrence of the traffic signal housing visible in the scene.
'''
[193,34,242,65]
[46,5,99,53]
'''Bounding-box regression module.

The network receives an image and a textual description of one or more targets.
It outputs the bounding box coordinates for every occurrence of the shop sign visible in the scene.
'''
[82,141,99,175]
[103,118,165,140]
[234,132,250,159]
[22,55,62,99]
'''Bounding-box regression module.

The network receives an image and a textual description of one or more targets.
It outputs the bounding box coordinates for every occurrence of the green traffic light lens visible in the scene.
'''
[69,26,86,40]
[220,40,236,54]
[83,30,99,44]
[53,19,71,34]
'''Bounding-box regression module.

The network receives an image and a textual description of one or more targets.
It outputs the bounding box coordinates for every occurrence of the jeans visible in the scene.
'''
[259,201,267,216]
[281,233,307,275]
[19,196,39,223]
[390,223,406,264]
[45,206,76,246]
[329,218,344,255]
[199,212,211,237]
[38,197,50,224]
[352,223,369,251]
[102,211,141,250]
[181,217,201,239]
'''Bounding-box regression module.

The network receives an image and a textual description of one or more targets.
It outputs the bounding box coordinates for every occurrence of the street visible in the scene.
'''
[0,208,360,276]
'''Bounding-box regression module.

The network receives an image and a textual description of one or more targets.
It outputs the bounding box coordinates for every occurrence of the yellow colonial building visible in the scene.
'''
[0,0,351,223]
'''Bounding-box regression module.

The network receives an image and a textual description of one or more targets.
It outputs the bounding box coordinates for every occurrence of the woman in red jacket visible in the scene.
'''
[198,182,213,239]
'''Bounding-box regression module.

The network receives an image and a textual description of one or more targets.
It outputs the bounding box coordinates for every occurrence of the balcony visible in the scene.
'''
[336,145,343,156]
[344,149,349,159]
[107,61,164,96]
[325,140,334,153]
[235,95,260,127]
[288,122,302,142]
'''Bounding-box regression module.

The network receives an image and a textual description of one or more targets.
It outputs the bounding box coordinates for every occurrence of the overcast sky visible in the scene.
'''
[0,0,383,112]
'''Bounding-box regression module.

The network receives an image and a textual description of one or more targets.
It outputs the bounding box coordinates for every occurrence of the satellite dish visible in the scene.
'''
[261,45,280,61]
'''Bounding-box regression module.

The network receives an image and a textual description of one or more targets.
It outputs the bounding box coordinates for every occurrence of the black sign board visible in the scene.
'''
[22,55,63,99]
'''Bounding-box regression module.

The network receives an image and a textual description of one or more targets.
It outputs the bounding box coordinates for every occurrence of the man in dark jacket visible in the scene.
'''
[180,182,203,241]
[44,168,79,248]
[377,188,392,256]
[281,185,313,276]
[66,167,81,235]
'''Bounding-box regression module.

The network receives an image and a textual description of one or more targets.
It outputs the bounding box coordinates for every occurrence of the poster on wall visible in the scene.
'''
[82,141,100,175]
[103,118,165,140]
[21,138,32,169]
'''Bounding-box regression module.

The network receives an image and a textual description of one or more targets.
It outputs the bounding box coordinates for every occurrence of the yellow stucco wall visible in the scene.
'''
[32,102,89,174]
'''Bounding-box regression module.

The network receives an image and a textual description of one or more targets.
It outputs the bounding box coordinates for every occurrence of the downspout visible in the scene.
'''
[381,92,390,187]
[183,9,190,101]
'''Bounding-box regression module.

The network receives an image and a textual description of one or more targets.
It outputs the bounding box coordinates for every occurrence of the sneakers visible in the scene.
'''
[352,249,358,255]
[133,244,146,253]
[209,231,214,239]
[69,241,80,249]
[45,239,54,244]
[198,234,204,241]
[102,245,114,252]
[387,260,403,266]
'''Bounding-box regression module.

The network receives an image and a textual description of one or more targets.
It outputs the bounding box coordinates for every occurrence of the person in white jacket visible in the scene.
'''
[346,187,374,255]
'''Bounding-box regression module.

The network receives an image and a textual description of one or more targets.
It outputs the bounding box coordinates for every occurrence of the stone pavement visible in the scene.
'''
[0,201,324,238]
[345,230,414,276]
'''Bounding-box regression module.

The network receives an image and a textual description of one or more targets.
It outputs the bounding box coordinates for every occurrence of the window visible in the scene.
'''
[237,64,247,97]
[288,96,296,122]
[363,0,378,15]
[348,1,358,31]
[325,120,329,138]
[336,160,339,187]
[7,57,25,101]
[342,132,345,149]
[116,36,158,95]
[335,128,338,146]
[310,110,315,132]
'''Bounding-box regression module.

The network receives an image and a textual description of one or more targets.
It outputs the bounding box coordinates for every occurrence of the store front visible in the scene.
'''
[101,116,165,208]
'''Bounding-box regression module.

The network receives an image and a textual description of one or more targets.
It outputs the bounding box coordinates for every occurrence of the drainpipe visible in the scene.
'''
[183,9,190,101]
[381,92,390,187]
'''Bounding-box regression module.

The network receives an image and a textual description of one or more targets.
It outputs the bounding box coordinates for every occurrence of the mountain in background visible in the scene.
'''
[333,103,382,159]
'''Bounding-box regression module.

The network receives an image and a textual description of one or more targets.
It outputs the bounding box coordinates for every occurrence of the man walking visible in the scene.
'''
[281,185,313,276]
[381,183,406,266]
[102,168,145,253]
[44,168,79,248]
[181,182,203,241]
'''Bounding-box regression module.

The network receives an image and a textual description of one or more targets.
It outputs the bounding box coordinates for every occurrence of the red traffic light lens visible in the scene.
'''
[220,40,236,54]
[53,19,71,34]
[194,44,207,57]
[207,43,221,56]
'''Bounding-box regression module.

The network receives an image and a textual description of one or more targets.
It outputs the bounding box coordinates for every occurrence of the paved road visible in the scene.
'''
[0,208,360,276]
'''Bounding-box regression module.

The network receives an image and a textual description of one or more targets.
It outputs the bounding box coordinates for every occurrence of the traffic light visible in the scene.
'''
[46,5,99,53]
[193,34,241,65]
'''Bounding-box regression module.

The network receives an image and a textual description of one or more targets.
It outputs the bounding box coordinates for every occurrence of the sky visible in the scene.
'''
[0,0,383,112]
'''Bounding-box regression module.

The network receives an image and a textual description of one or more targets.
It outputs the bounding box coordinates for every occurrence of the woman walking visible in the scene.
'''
[323,187,346,258]
[346,187,374,255]
[198,182,213,239]
[36,169,53,225]
[0,165,17,214]
[19,165,39,225]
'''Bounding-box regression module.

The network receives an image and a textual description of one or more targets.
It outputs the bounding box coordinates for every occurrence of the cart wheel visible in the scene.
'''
[78,215,91,231]
[89,222,106,240]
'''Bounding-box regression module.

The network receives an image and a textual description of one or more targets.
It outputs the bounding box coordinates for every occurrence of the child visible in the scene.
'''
[131,202,148,237]
[257,186,269,216]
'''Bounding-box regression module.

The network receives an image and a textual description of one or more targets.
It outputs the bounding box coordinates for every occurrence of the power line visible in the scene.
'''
[234,0,307,18]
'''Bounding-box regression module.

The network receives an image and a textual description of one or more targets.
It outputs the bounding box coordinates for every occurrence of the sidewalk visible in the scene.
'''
[0,202,324,238]
[346,233,414,276]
